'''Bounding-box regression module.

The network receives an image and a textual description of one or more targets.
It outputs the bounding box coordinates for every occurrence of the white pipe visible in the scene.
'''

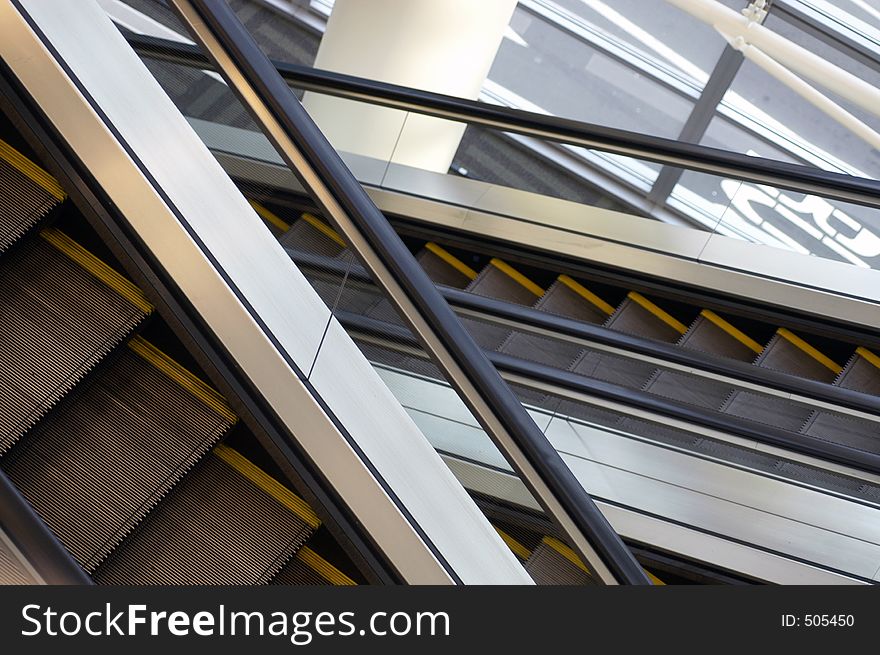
[665,0,880,123]
[723,32,880,153]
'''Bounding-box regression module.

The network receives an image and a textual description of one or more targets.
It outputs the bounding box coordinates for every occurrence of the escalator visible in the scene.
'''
[0,137,360,587]
[241,194,880,584]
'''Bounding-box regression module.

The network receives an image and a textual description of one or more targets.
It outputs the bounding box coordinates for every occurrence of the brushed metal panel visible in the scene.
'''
[310,319,532,584]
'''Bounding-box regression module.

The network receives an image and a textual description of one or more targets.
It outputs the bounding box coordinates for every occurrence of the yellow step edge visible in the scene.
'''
[214,444,321,529]
[557,274,615,315]
[0,139,65,201]
[127,336,237,424]
[40,228,154,314]
[699,309,763,354]
[776,328,842,374]
[541,536,592,576]
[626,291,687,334]
[494,526,532,561]
[856,347,880,371]
[541,536,662,585]
[248,199,290,232]
[301,212,346,248]
[297,546,356,586]
[489,258,544,298]
[424,242,478,280]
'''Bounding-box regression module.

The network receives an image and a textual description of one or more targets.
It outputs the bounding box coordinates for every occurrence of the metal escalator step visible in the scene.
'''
[524,538,594,585]
[0,141,65,254]
[417,243,477,289]
[272,546,356,586]
[604,293,687,344]
[0,232,152,452]
[754,329,841,383]
[279,213,354,263]
[3,338,235,572]
[459,315,513,352]
[497,331,584,370]
[720,389,813,432]
[0,530,39,585]
[465,259,543,306]
[835,348,880,395]
[534,277,612,325]
[570,350,656,391]
[800,411,880,454]
[95,448,316,585]
[641,369,733,411]
[677,311,763,363]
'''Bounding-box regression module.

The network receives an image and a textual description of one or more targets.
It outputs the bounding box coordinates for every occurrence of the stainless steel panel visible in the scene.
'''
[309,319,532,584]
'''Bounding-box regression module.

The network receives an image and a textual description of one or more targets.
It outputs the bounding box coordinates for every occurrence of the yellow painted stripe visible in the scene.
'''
[249,199,290,232]
[646,570,665,586]
[0,139,65,201]
[489,258,544,298]
[301,212,346,248]
[627,291,687,334]
[128,336,237,424]
[777,328,842,374]
[541,536,661,585]
[557,274,615,315]
[214,444,321,529]
[494,526,532,561]
[40,228,153,314]
[542,536,591,575]
[297,546,356,586]
[425,242,478,280]
[700,309,763,354]
[856,347,880,371]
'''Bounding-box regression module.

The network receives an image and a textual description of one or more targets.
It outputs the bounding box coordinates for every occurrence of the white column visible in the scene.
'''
[304,0,517,173]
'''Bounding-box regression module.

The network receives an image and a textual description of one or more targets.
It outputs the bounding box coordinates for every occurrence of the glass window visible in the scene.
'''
[722,13,880,179]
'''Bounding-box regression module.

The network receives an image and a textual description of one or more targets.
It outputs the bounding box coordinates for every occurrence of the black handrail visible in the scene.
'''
[285,245,880,420]
[172,0,650,584]
[0,470,92,585]
[125,31,880,210]
[332,309,880,480]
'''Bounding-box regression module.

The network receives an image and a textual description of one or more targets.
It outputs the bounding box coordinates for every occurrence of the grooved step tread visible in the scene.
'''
[417,245,474,289]
[524,539,594,586]
[0,236,150,453]
[0,139,65,255]
[96,450,314,585]
[535,278,611,324]
[272,547,356,586]
[678,312,762,363]
[3,344,235,571]
[754,331,840,383]
[466,260,542,306]
[604,294,686,344]
[835,350,880,395]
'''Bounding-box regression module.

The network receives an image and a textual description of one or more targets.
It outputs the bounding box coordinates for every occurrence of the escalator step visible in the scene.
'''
[95,445,318,585]
[417,243,477,289]
[466,258,543,306]
[678,310,763,363]
[534,276,613,324]
[280,213,353,263]
[569,350,656,391]
[3,338,235,572]
[641,369,733,411]
[0,531,38,585]
[720,389,813,432]
[754,329,841,383]
[800,411,880,454]
[0,230,151,453]
[0,140,65,254]
[272,547,356,586]
[835,348,880,395]
[604,292,687,344]
[497,331,584,370]
[524,537,594,585]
